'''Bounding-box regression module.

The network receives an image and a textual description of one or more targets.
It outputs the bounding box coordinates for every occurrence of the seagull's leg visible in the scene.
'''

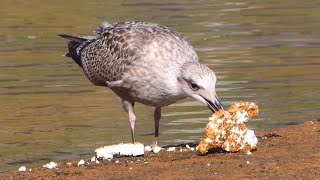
[122,100,136,143]
[151,107,161,149]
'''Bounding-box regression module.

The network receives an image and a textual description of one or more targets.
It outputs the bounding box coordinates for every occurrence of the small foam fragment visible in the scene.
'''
[153,146,162,153]
[197,101,259,154]
[167,147,176,152]
[78,159,85,166]
[18,166,26,172]
[91,156,96,162]
[43,162,58,169]
[144,146,152,152]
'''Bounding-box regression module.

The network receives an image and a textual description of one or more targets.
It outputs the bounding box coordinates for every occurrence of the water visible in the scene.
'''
[1,0,320,171]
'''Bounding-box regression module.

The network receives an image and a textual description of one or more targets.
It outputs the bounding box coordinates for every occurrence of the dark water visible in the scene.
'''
[1,0,320,171]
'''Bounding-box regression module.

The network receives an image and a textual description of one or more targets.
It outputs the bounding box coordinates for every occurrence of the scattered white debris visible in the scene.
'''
[129,167,132,170]
[29,168,32,172]
[43,162,58,169]
[167,147,176,152]
[246,161,250,165]
[153,146,162,153]
[78,159,85,166]
[96,142,144,160]
[179,148,183,152]
[207,163,211,167]
[115,160,119,164]
[185,144,195,151]
[144,146,152,152]
[66,162,72,166]
[246,151,252,155]
[95,160,100,164]
[91,156,96,162]
[18,166,26,172]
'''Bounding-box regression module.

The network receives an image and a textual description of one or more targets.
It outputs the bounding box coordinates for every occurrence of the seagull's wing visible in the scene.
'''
[79,22,154,86]
[62,21,195,87]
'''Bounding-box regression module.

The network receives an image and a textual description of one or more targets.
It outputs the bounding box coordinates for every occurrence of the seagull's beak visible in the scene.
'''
[203,95,223,112]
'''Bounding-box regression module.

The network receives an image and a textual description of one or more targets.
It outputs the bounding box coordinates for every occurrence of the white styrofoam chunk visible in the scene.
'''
[78,159,85,166]
[144,145,152,152]
[91,156,96,162]
[43,162,58,169]
[18,166,26,172]
[153,146,162,153]
[95,142,144,160]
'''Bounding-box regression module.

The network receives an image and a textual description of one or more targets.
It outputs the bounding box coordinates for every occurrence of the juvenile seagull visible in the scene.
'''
[59,21,223,149]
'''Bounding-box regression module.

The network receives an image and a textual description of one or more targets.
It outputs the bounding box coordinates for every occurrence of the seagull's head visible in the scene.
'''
[178,62,223,112]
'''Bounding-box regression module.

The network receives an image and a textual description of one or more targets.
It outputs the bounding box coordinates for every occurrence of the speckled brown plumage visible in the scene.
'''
[61,21,194,87]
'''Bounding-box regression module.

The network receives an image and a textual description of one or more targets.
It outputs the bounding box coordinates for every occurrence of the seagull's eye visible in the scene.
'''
[190,82,199,91]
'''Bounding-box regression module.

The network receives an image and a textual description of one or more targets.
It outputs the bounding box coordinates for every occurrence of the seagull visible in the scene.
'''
[59,21,223,149]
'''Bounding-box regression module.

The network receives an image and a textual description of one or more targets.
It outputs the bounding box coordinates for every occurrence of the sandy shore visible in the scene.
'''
[1,121,319,180]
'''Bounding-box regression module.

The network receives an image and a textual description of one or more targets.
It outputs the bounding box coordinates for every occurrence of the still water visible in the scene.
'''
[1,0,319,171]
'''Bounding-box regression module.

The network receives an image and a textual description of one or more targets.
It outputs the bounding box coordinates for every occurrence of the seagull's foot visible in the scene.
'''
[145,138,162,153]
[151,137,158,149]
[150,137,162,152]
[150,143,158,150]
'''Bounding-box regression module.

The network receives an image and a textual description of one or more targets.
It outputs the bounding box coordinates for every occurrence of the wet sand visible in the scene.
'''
[1,121,319,180]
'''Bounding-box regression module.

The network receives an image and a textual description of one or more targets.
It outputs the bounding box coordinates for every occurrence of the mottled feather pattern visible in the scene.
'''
[78,21,195,86]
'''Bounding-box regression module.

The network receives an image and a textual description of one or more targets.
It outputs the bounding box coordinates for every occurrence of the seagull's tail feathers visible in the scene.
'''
[94,21,113,35]
[58,34,95,68]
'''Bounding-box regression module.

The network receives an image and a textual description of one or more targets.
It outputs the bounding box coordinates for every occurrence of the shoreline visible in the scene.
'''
[1,121,319,179]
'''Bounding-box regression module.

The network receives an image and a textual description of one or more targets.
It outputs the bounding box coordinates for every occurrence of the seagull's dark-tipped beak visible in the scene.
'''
[204,96,223,113]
